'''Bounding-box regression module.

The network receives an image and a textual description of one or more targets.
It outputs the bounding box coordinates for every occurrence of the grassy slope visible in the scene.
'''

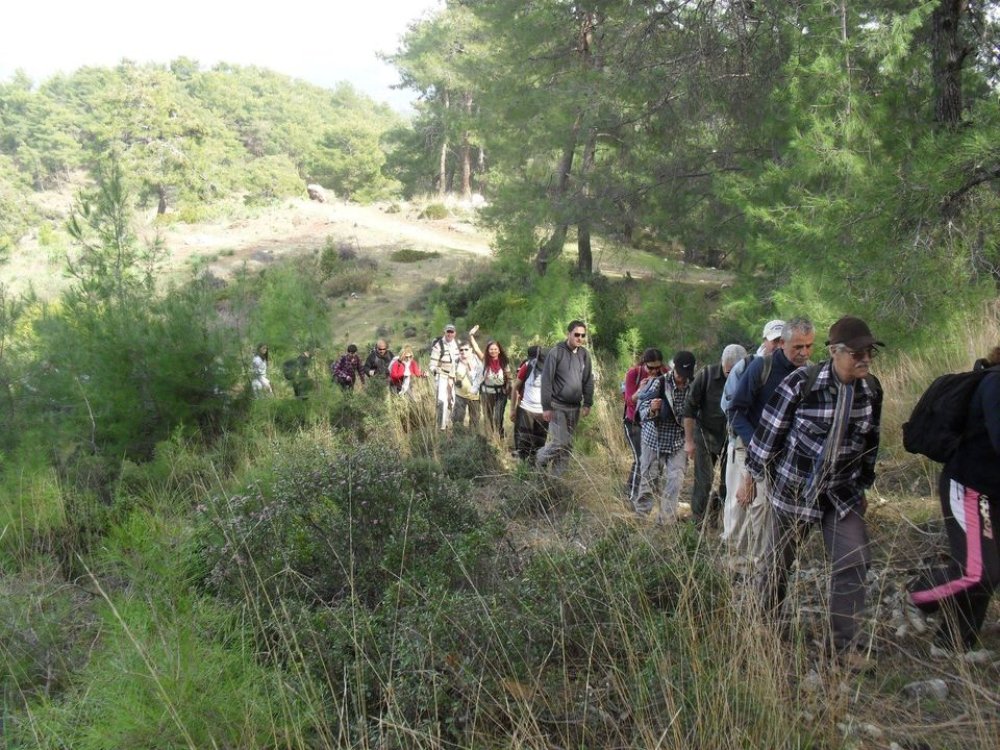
[1,199,998,749]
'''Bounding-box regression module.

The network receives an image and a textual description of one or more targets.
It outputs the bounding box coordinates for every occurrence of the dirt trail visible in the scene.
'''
[1,198,493,298]
[156,199,492,281]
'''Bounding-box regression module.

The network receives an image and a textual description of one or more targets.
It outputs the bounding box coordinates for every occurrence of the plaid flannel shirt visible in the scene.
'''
[637,373,689,455]
[744,362,881,521]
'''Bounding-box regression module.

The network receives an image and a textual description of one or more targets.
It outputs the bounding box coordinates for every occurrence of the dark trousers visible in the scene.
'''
[623,418,642,505]
[452,396,481,428]
[690,427,727,525]
[481,391,508,438]
[910,471,1000,649]
[515,408,548,462]
[757,502,870,651]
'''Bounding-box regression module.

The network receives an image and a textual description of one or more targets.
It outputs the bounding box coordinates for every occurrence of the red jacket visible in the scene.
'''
[389,357,424,390]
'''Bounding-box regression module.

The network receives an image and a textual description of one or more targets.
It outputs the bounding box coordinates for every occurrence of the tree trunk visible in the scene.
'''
[535,117,581,274]
[461,138,472,200]
[931,0,966,128]
[156,184,168,215]
[439,90,450,196]
[476,146,487,196]
[576,126,598,276]
[461,92,473,200]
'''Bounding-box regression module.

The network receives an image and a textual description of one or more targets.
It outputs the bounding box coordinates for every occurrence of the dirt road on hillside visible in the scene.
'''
[1,198,494,298]
[156,199,492,281]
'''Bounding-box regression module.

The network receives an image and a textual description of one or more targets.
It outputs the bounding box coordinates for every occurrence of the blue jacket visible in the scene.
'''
[729,348,801,446]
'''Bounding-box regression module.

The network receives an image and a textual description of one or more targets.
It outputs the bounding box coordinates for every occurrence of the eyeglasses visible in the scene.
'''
[377,348,387,352]
[572,332,587,339]
[645,363,663,371]
[845,346,878,361]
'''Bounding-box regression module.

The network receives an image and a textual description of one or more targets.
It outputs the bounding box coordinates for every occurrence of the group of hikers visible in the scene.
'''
[624,315,1000,671]
[249,339,427,399]
[247,315,1000,670]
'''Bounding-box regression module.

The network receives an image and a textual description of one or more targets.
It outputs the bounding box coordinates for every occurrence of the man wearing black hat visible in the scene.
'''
[635,351,695,524]
[742,316,883,671]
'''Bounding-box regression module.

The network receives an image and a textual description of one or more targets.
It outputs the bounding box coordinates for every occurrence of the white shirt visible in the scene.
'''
[520,363,544,414]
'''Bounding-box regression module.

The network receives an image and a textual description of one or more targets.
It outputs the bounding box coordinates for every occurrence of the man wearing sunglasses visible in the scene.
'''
[742,316,884,672]
[364,339,395,379]
[537,320,595,476]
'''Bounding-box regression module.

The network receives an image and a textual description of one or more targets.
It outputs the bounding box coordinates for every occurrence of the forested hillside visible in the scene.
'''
[0,60,402,256]
[2,2,1000,749]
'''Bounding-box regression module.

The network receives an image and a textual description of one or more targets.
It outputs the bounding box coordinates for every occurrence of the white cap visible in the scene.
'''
[762,319,785,341]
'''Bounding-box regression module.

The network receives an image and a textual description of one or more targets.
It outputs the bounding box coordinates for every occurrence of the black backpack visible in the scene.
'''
[902,366,999,462]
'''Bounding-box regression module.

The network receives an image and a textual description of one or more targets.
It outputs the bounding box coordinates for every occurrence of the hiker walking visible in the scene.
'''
[511,346,548,461]
[683,346,737,530]
[727,318,814,568]
[908,346,1000,657]
[388,345,426,397]
[635,351,695,524]
[623,349,666,507]
[365,339,394,379]
[536,320,595,476]
[331,344,366,390]
[429,323,461,429]
[282,348,315,400]
[742,316,883,671]
[452,336,484,428]
[475,335,513,438]
[250,343,273,396]
[719,321,783,556]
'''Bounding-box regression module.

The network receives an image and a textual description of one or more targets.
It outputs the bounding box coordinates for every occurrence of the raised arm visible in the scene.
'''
[468,325,483,360]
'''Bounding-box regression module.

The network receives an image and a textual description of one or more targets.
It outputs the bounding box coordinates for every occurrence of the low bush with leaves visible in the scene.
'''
[390,247,441,263]
[418,202,449,220]
[193,442,492,608]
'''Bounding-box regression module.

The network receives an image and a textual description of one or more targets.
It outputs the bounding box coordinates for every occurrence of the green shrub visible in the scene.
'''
[29,278,240,461]
[14,596,313,750]
[0,565,98,706]
[37,222,57,246]
[246,262,329,357]
[0,436,66,563]
[433,427,501,481]
[419,202,449,220]
[116,430,218,504]
[321,267,376,298]
[389,248,441,263]
[193,443,489,608]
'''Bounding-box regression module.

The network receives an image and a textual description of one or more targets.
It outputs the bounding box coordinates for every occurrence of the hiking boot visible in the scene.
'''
[903,599,929,635]
[633,495,654,516]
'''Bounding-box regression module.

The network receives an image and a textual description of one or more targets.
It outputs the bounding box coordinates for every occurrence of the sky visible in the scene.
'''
[1,0,443,112]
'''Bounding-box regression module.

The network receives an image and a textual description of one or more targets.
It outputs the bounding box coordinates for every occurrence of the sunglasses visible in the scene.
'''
[572,332,587,339]
[846,346,878,361]
[377,348,387,352]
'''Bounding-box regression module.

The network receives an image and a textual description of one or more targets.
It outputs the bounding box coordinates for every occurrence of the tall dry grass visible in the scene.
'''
[7,317,1000,749]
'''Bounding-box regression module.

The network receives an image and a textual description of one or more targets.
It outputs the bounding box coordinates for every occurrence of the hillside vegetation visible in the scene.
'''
[2,2,1000,747]
[0,164,999,748]
[0,60,402,258]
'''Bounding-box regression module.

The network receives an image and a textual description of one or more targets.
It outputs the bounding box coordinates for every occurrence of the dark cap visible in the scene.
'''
[672,350,696,379]
[826,316,884,350]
